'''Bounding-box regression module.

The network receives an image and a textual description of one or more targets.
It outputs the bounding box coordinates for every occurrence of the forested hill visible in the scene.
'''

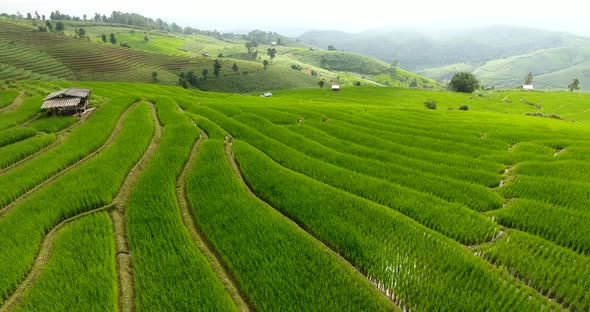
[299,26,590,70]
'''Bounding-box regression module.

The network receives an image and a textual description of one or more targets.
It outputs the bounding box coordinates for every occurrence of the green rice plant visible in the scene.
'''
[126,97,237,311]
[232,140,560,311]
[0,103,152,302]
[493,199,590,254]
[185,112,227,140]
[0,95,138,208]
[284,123,501,186]
[27,115,78,133]
[514,159,590,181]
[187,139,395,311]
[0,96,42,131]
[0,127,37,148]
[499,175,590,211]
[0,134,55,169]
[479,231,590,311]
[12,212,117,312]
[187,105,496,243]
[226,111,504,211]
[0,89,19,109]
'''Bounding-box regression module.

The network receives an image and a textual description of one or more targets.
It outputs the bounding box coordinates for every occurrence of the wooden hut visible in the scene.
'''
[41,88,91,115]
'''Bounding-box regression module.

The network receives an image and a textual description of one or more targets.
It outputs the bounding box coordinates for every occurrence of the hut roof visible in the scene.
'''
[43,88,91,101]
[41,97,82,109]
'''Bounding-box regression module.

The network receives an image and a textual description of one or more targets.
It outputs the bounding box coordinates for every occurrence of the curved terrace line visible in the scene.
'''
[110,102,161,312]
[176,131,252,312]
[224,140,402,310]
[0,205,114,312]
[0,91,24,114]
[0,102,139,217]
[0,110,91,175]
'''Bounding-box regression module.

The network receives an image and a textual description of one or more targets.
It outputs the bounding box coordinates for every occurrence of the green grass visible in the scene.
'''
[187,139,395,311]
[0,95,137,208]
[0,133,55,169]
[479,231,590,311]
[0,89,19,108]
[233,139,560,311]
[0,102,152,302]
[115,32,188,56]
[27,115,78,133]
[126,97,237,311]
[0,95,42,130]
[0,127,37,147]
[1,80,590,310]
[12,212,117,312]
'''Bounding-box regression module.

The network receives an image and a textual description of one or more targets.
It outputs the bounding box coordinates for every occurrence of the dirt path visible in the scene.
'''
[176,132,252,312]
[0,102,138,216]
[0,205,114,312]
[224,140,402,309]
[0,103,158,312]
[110,102,161,312]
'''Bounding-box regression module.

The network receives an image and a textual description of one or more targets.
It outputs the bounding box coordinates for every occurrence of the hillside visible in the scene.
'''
[300,26,590,90]
[0,81,589,311]
[0,17,438,92]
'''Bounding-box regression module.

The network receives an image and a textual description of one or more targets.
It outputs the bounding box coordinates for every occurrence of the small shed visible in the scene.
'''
[332,85,341,91]
[260,92,273,97]
[523,85,534,91]
[270,42,277,46]
[42,88,91,115]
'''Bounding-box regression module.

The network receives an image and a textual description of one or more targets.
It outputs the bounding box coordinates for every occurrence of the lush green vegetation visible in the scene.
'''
[0,95,137,208]
[0,89,19,108]
[187,139,395,310]
[125,97,237,311]
[479,231,590,311]
[0,133,55,169]
[12,212,117,312]
[0,102,152,301]
[0,80,589,311]
[0,127,37,147]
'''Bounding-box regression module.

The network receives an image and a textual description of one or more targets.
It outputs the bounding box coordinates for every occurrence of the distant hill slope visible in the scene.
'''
[0,18,437,92]
[300,26,590,90]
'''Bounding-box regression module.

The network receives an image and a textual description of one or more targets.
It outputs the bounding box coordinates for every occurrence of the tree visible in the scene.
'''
[101,34,107,43]
[45,20,53,31]
[75,28,86,38]
[318,80,325,88]
[263,60,269,70]
[144,35,149,43]
[187,70,198,86]
[202,68,209,80]
[245,40,258,54]
[55,22,64,32]
[42,14,45,21]
[213,60,222,78]
[277,38,282,46]
[328,45,336,51]
[232,62,239,73]
[109,33,117,45]
[26,13,32,20]
[267,48,276,62]
[524,72,534,85]
[568,78,580,91]
[449,72,480,93]
[34,11,40,20]
[152,71,159,81]
[83,14,87,21]
[391,59,399,69]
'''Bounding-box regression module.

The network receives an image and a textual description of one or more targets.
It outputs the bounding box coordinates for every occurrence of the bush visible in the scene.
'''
[424,99,438,110]
[458,104,469,111]
[291,64,302,71]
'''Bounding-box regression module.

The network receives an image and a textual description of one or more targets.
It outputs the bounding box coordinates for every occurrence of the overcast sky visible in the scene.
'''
[4,0,590,36]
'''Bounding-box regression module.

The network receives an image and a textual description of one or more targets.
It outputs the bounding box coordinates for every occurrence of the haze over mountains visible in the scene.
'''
[298,26,590,90]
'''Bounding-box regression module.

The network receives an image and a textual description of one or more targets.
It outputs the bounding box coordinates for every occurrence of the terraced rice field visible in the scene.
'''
[0,21,244,84]
[0,81,589,311]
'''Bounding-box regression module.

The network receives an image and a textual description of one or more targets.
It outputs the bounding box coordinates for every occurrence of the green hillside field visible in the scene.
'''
[0,17,437,93]
[0,80,589,311]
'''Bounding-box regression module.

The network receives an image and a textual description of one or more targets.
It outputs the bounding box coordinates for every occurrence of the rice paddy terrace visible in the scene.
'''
[0,81,589,311]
